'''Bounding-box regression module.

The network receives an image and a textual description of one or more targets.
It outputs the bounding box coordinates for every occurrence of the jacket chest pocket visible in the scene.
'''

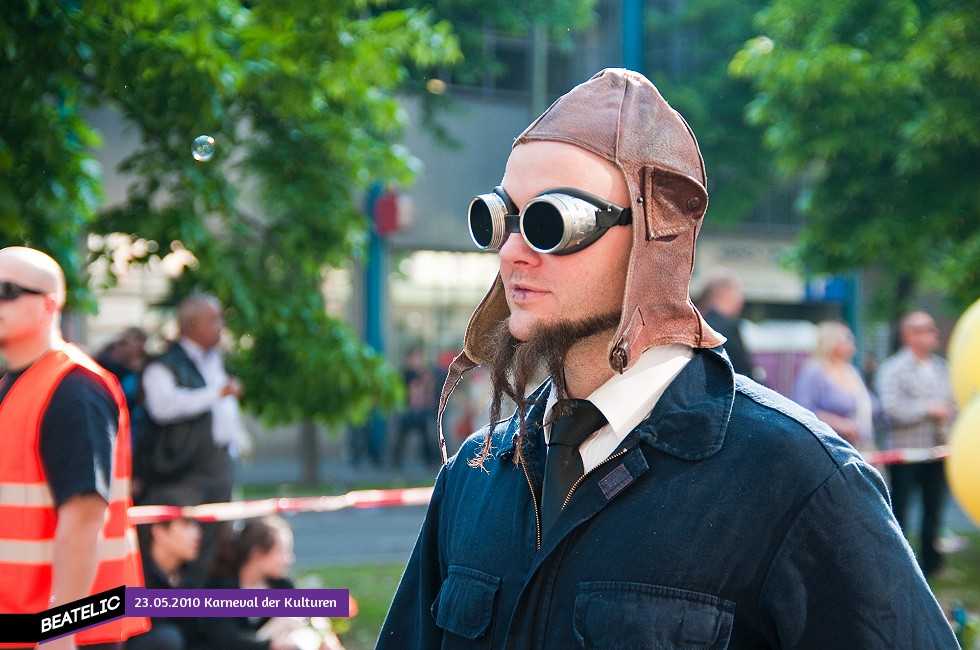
[574,581,734,649]
[431,565,501,643]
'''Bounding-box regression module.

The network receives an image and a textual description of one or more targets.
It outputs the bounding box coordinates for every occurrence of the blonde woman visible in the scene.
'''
[793,321,877,453]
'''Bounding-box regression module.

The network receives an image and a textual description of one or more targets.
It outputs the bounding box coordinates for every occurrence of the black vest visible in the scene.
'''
[135,343,215,485]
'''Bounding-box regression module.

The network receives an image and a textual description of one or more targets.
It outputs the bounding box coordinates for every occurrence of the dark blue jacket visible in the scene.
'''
[378,348,957,649]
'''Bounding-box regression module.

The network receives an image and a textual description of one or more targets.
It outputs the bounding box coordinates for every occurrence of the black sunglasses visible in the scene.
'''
[0,281,48,302]
[468,186,632,255]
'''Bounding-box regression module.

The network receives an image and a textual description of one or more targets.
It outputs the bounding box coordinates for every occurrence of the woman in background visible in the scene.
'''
[793,320,877,454]
[202,516,345,650]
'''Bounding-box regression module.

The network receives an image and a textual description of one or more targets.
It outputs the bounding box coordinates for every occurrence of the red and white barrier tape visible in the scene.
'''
[129,486,434,525]
[129,446,948,524]
[863,445,950,466]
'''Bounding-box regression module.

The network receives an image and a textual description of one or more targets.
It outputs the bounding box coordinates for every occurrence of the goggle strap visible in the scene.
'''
[595,207,633,228]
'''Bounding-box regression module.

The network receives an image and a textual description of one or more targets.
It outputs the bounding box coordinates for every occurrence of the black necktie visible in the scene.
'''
[540,399,607,536]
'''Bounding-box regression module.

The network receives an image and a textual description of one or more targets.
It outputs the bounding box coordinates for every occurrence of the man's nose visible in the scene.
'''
[498,230,540,266]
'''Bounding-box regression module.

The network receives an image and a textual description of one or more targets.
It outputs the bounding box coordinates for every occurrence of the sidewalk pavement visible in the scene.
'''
[236,454,440,490]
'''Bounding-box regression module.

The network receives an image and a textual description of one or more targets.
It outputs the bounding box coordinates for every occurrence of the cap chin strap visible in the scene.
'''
[436,351,478,464]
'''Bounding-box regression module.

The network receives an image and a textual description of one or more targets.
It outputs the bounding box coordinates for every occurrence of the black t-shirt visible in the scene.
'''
[0,367,116,506]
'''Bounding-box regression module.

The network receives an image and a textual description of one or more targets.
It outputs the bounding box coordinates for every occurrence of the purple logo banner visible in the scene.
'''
[126,588,350,617]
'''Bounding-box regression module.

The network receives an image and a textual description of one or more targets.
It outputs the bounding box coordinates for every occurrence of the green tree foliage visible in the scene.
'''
[0,0,461,425]
[731,0,980,314]
[644,0,775,227]
[400,0,598,86]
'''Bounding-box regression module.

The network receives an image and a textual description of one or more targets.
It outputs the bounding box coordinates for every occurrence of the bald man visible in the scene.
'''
[876,310,957,577]
[0,246,148,649]
[138,294,245,586]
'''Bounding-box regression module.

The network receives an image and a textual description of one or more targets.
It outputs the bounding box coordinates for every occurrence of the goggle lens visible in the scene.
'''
[520,200,566,252]
[468,194,503,249]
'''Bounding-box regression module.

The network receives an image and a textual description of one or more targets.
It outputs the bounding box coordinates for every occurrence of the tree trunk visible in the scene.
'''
[299,420,319,486]
[889,274,916,353]
[530,21,549,118]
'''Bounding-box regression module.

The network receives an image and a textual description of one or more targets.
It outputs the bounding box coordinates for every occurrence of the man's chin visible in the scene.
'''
[509,311,621,345]
[506,315,538,343]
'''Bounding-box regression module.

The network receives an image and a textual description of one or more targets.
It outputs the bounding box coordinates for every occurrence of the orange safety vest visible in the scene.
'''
[0,344,150,646]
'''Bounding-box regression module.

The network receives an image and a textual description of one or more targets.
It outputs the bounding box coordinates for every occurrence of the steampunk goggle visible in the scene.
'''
[467,186,632,256]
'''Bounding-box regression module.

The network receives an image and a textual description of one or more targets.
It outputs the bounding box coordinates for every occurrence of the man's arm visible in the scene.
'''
[759,462,958,648]
[141,361,224,424]
[377,469,448,649]
[47,493,109,650]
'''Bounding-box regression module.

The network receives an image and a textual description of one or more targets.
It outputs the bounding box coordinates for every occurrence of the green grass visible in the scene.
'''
[932,533,980,611]
[297,533,980,650]
[930,532,980,648]
[298,563,406,650]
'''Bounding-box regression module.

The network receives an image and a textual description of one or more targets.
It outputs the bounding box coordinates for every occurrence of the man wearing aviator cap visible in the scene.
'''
[378,69,956,648]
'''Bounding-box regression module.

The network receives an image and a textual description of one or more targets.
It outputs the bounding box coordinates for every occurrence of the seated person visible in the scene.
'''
[126,514,202,650]
[201,516,345,650]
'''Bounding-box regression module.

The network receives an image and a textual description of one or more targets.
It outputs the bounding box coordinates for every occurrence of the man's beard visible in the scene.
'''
[469,310,620,467]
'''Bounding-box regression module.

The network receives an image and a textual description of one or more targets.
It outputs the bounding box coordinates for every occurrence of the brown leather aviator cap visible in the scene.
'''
[436,68,725,461]
[466,68,724,366]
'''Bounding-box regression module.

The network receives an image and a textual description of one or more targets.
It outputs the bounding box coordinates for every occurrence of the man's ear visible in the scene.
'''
[148,521,168,543]
[42,292,63,317]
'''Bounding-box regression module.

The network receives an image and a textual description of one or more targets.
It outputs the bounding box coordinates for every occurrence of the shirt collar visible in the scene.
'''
[177,337,216,363]
[542,344,694,446]
[498,346,734,461]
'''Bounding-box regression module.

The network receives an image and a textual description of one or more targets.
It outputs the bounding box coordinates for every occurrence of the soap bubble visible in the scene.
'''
[425,78,447,95]
[192,135,215,162]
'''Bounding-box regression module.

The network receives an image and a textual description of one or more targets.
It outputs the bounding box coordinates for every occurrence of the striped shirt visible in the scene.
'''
[875,348,955,450]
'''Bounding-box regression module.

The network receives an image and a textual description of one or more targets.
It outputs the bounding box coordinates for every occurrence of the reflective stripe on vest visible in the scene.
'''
[0,344,149,644]
[0,528,139,564]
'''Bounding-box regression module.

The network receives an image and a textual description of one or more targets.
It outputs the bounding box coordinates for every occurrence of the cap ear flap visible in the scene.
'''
[641,166,708,239]
[462,275,510,366]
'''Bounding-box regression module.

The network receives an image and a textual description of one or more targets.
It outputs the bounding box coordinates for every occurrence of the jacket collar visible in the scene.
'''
[497,347,734,461]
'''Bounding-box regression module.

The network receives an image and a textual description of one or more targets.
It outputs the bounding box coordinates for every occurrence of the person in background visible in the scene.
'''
[138,294,247,586]
[793,320,876,454]
[391,348,438,467]
[377,68,957,648]
[876,310,957,577]
[0,246,149,650]
[125,511,203,650]
[96,326,149,446]
[698,267,754,377]
[201,516,345,650]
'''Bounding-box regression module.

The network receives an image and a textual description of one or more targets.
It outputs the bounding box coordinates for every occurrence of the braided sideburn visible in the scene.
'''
[469,324,513,469]
[471,312,618,469]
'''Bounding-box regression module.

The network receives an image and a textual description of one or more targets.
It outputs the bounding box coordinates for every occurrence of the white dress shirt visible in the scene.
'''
[142,338,246,455]
[543,344,694,473]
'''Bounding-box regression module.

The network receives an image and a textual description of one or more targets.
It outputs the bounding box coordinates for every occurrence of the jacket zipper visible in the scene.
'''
[561,447,631,510]
[520,456,542,550]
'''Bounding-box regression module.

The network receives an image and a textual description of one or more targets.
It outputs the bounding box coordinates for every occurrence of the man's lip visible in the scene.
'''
[509,282,546,293]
